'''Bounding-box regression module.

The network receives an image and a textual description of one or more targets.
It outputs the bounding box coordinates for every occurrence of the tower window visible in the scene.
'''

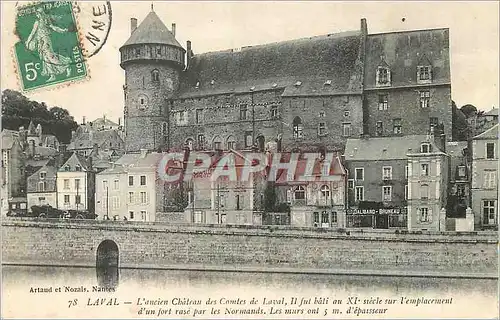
[270,105,278,118]
[239,104,248,120]
[318,122,327,136]
[417,66,432,83]
[342,123,351,137]
[420,90,430,108]
[292,117,303,139]
[376,67,391,86]
[393,118,402,134]
[378,94,389,110]
[376,121,383,136]
[152,70,160,82]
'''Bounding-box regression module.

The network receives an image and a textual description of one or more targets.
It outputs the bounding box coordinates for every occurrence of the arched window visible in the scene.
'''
[212,135,222,151]
[185,138,194,151]
[152,69,160,82]
[292,116,303,139]
[226,136,236,150]
[294,186,305,200]
[320,185,330,199]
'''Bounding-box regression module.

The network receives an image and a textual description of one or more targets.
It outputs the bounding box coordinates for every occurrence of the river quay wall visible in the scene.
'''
[1,218,497,278]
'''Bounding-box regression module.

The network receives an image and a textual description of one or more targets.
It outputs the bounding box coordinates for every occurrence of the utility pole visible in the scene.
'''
[106,186,109,220]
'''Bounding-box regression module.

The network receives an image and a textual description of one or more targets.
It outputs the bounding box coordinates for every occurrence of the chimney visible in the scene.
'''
[131,18,138,35]
[186,40,192,69]
[171,23,176,37]
[82,116,86,125]
[88,156,93,170]
[29,140,36,157]
[360,18,368,35]
[93,143,99,156]
[118,117,121,126]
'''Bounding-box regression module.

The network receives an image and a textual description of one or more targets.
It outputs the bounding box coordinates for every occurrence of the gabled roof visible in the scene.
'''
[484,108,498,117]
[122,11,183,49]
[179,31,363,97]
[68,128,123,150]
[345,135,440,161]
[473,123,499,140]
[58,153,92,172]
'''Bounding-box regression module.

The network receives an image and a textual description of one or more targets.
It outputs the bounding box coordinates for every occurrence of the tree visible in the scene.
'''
[460,104,477,118]
[452,101,469,141]
[49,106,72,121]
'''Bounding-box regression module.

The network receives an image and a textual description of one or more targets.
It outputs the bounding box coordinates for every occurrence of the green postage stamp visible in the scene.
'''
[14,1,88,91]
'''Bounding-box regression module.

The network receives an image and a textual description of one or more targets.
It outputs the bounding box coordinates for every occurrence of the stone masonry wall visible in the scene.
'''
[2,219,497,277]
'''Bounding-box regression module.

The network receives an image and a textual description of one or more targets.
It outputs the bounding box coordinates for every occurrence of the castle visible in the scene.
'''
[120,9,452,153]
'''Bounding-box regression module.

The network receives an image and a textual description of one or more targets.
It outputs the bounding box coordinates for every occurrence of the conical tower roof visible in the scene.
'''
[122,11,184,50]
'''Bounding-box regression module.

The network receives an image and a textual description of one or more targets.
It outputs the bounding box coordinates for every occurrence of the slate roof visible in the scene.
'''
[114,152,164,172]
[91,117,119,128]
[68,129,123,150]
[178,31,363,98]
[364,28,451,89]
[484,108,498,117]
[473,123,499,140]
[122,11,183,49]
[345,135,442,161]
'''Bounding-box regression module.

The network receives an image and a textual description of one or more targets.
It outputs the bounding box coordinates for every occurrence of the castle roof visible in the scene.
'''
[122,11,184,49]
[178,31,363,98]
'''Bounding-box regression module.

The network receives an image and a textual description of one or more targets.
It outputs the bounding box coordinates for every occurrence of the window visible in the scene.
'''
[313,212,320,226]
[382,186,392,201]
[421,163,430,176]
[236,194,242,210]
[420,91,430,108]
[113,179,119,190]
[102,180,108,190]
[294,186,305,200]
[64,195,70,204]
[39,172,46,179]
[141,210,147,220]
[140,175,146,186]
[405,165,409,179]
[419,207,429,222]
[112,197,120,209]
[404,185,408,200]
[270,105,278,118]
[162,122,167,136]
[420,184,429,199]
[156,47,161,55]
[393,118,402,134]
[319,111,325,118]
[63,179,70,190]
[195,109,203,124]
[74,179,80,190]
[239,104,248,120]
[355,168,364,181]
[377,67,390,86]
[140,192,147,204]
[348,179,354,189]
[129,211,134,219]
[197,134,205,149]
[344,110,350,117]
[292,117,303,139]
[128,192,134,204]
[418,66,432,82]
[321,211,329,224]
[342,123,351,137]
[186,138,194,150]
[213,136,222,150]
[421,143,430,153]
[151,69,160,82]
[227,136,236,150]
[429,117,438,131]
[378,94,389,110]
[176,111,187,125]
[331,212,338,224]
[318,122,327,136]
[128,176,134,186]
[75,165,82,172]
[38,181,46,192]
[245,131,253,148]
[75,195,81,204]
[486,143,495,159]
[458,166,466,178]
[483,170,497,189]
[482,200,496,225]
[376,121,383,136]
[64,165,70,171]
[135,48,141,56]
[355,186,364,201]
[382,166,392,180]
[320,185,330,199]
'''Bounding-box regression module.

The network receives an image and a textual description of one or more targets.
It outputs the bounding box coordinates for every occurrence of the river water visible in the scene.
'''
[1,266,498,319]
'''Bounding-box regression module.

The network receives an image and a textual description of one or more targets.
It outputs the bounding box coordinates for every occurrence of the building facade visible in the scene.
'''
[120,12,452,154]
[56,153,95,212]
[26,162,58,211]
[471,124,498,229]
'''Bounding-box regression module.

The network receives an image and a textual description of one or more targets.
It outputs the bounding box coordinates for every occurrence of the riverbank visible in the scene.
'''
[2,218,498,279]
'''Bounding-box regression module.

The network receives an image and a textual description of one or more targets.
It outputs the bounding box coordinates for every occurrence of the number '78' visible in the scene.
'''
[24,62,41,81]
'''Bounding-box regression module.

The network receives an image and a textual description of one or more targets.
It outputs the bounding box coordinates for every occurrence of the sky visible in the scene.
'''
[1,1,499,123]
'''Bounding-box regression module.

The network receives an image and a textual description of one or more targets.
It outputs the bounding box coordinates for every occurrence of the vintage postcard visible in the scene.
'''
[1,1,498,319]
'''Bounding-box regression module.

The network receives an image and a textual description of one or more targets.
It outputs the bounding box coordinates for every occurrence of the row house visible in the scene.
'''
[446,141,470,218]
[471,124,498,229]
[344,132,447,230]
[56,153,95,212]
[96,150,163,221]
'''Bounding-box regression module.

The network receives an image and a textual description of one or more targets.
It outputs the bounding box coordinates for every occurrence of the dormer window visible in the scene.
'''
[135,48,141,56]
[417,66,432,84]
[210,79,215,85]
[324,80,332,86]
[294,81,302,87]
[421,143,431,153]
[195,81,200,88]
[376,67,391,86]
[272,83,278,88]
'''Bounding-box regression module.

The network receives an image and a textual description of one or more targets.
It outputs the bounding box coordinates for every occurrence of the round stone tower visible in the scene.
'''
[120,8,185,152]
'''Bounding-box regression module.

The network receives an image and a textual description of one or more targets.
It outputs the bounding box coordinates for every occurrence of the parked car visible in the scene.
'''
[31,205,64,218]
